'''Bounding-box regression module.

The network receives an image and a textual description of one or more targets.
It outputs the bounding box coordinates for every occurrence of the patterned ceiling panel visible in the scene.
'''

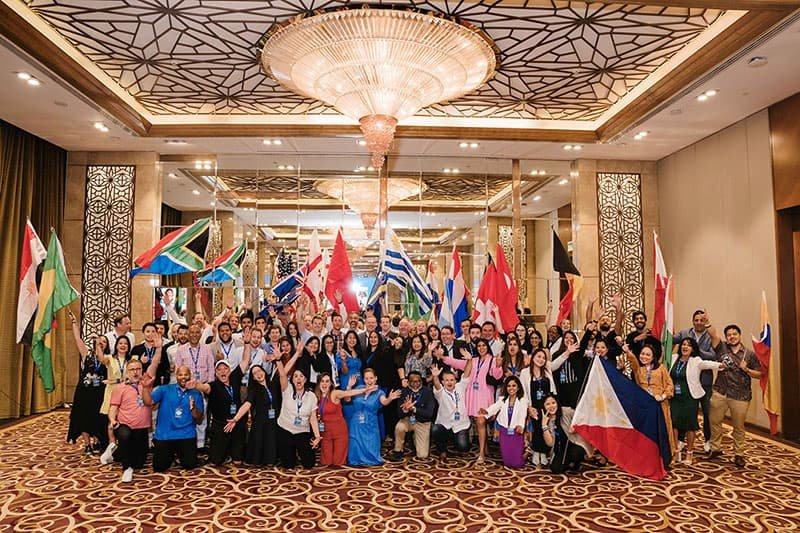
[185,170,515,201]
[28,1,723,121]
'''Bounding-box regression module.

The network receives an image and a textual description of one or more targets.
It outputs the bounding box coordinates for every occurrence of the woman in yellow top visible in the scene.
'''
[99,335,132,464]
[621,342,677,458]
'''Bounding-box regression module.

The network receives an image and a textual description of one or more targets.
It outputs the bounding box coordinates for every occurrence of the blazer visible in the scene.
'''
[670,356,720,399]
[484,396,530,430]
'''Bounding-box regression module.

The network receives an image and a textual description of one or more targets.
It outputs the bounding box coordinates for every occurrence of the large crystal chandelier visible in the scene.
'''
[260,6,498,170]
[314,178,426,233]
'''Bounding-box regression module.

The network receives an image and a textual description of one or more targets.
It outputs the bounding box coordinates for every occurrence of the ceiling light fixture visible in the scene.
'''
[260,6,498,170]
[558,178,569,185]
[533,195,542,201]
[27,78,40,86]
[634,131,649,140]
[697,89,718,102]
[94,122,109,133]
[357,139,367,146]
[748,56,768,68]
[16,72,31,80]
[165,139,187,145]
[563,144,581,151]
[192,189,200,195]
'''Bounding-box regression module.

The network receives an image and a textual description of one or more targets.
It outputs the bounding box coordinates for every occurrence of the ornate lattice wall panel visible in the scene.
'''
[28,1,723,121]
[241,248,257,288]
[80,165,135,339]
[597,172,644,333]
[498,225,527,300]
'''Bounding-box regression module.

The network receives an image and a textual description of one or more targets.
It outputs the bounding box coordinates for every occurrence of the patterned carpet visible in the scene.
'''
[1,411,799,532]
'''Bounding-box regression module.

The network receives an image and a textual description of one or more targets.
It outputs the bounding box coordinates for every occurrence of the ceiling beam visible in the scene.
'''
[505,0,800,9]
[597,7,794,141]
[0,2,151,136]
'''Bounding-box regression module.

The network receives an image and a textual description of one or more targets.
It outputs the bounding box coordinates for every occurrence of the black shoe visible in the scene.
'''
[388,450,404,462]
[708,450,723,460]
[734,455,746,467]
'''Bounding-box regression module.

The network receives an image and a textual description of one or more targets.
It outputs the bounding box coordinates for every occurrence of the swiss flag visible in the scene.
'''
[324,229,359,314]
[493,243,519,333]
[472,258,501,328]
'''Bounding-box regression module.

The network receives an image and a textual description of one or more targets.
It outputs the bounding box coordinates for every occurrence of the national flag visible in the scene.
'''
[553,230,582,325]
[439,245,470,337]
[751,291,779,434]
[652,231,669,346]
[198,241,247,283]
[661,276,674,369]
[472,255,502,327]
[324,229,359,314]
[425,260,440,324]
[367,271,387,324]
[276,247,295,279]
[381,227,433,317]
[303,230,325,311]
[16,220,47,343]
[493,243,519,333]
[130,218,210,277]
[32,230,79,392]
[573,357,672,480]
[404,283,421,321]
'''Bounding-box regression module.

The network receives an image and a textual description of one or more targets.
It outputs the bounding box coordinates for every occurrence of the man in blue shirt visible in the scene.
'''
[142,365,204,471]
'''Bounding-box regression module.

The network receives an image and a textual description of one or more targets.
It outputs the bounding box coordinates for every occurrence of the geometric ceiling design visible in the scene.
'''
[185,170,535,203]
[28,0,723,121]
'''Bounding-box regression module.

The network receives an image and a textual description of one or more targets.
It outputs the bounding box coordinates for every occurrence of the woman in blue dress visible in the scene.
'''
[347,368,401,466]
[337,330,364,390]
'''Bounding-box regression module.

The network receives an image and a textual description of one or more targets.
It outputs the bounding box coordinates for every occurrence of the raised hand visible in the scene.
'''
[364,383,379,395]
[515,425,524,435]
[186,378,198,390]
[622,343,631,354]
[243,326,252,345]
[140,373,154,388]
[154,335,163,350]
[611,293,622,309]
[388,389,402,401]
[430,364,442,378]
[348,374,358,389]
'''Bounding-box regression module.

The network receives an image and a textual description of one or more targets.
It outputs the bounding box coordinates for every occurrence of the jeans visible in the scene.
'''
[430,423,471,454]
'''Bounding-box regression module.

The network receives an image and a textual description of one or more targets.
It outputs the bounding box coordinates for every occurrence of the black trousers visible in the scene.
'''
[208,419,246,466]
[153,438,197,472]
[278,428,315,468]
[114,425,148,470]
[550,441,586,474]
[430,424,471,454]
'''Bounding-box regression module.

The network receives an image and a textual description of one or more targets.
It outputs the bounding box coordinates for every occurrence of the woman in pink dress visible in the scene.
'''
[440,338,503,463]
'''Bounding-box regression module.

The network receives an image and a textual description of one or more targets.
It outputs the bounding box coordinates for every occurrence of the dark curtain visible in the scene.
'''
[0,119,68,418]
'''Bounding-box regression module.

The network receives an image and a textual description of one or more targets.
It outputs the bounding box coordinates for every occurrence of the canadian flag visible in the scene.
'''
[16,220,47,343]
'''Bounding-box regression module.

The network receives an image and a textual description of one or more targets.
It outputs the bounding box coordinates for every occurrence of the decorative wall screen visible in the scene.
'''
[596,172,644,332]
[498,224,527,300]
[80,165,135,339]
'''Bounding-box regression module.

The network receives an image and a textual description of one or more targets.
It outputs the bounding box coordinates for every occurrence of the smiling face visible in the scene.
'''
[532,350,546,369]
[318,374,331,395]
[251,365,266,384]
[640,346,654,366]
[324,336,335,353]
[515,324,526,339]
[725,327,741,346]
[218,324,232,343]
[368,331,380,348]
[680,339,693,357]
[442,371,456,391]
[408,373,422,391]
[306,338,320,354]
[505,379,519,398]
[249,328,263,348]
[187,325,202,345]
[363,369,377,387]
[411,336,423,353]
[176,365,191,388]
[544,396,558,415]
[126,360,143,383]
[215,362,231,382]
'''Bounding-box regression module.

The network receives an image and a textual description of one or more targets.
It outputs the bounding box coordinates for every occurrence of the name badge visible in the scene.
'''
[675,383,682,395]
[507,427,515,435]
[92,377,101,387]
[229,404,237,416]
[559,373,567,383]
[358,412,366,424]
[293,416,302,426]
[453,412,461,422]
[319,422,325,433]
[194,372,201,380]
[409,415,416,424]
[137,397,144,407]
[472,381,479,390]
[267,408,276,419]
[174,407,183,418]
[536,390,543,400]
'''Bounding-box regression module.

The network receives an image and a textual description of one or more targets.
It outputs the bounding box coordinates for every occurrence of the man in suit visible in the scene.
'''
[358,315,379,352]
[439,326,467,377]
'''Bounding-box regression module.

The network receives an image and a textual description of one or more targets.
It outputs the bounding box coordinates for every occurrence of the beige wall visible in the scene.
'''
[657,110,779,431]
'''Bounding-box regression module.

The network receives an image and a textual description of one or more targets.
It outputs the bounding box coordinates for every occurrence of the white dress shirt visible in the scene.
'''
[433,375,471,432]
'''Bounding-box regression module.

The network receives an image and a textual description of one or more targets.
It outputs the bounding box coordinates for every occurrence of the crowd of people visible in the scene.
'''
[66,293,762,483]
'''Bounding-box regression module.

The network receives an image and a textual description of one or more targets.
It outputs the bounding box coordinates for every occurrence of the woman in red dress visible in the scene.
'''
[315,373,374,466]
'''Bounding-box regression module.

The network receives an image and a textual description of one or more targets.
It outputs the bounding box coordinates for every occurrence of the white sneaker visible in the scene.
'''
[703,440,711,452]
[121,467,133,483]
[100,442,117,465]
[677,441,686,452]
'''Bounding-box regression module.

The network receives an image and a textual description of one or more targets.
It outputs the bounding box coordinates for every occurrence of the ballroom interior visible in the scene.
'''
[1,0,800,531]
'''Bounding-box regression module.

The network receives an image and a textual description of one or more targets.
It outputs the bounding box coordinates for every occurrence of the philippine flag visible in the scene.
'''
[573,357,672,480]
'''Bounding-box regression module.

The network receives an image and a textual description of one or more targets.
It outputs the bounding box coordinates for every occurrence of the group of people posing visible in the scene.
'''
[66,293,762,483]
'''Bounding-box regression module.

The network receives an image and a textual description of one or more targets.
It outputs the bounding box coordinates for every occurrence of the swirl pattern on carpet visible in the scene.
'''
[1,411,799,532]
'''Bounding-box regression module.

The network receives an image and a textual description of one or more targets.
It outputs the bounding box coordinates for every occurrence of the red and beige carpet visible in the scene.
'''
[0,411,798,532]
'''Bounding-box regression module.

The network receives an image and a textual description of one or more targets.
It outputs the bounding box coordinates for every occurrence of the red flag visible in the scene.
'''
[493,243,519,333]
[324,230,359,314]
[472,258,501,327]
[17,220,47,343]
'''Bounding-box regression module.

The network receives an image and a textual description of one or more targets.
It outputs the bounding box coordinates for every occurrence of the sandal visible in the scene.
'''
[683,451,693,466]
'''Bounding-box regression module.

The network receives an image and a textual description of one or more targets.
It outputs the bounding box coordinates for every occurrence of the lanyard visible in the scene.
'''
[264,384,273,406]
[509,365,516,376]
[188,346,200,373]
[646,367,652,386]
[445,389,458,409]
[224,384,234,402]
[319,396,327,418]
[475,356,488,375]
[293,391,304,415]
[676,360,687,376]
[115,356,126,378]
[507,399,516,424]
[128,383,140,398]
[144,345,155,360]
[220,341,233,358]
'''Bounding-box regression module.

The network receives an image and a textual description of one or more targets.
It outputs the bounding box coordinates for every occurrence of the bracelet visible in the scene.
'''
[542,426,550,433]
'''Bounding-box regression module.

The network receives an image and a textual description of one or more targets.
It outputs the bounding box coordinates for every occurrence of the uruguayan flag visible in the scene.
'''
[381,228,433,317]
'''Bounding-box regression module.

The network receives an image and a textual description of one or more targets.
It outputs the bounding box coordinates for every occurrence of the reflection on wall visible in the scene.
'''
[499,224,527,300]
[597,172,644,330]
[80,165,135,338]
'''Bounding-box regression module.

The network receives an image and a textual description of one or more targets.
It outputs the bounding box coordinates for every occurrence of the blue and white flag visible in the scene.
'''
[439,245,470,336]
[381,228,433,317]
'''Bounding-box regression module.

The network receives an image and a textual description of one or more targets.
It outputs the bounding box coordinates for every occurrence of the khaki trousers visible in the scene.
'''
[709,391,749,455]
[394,418,431,458]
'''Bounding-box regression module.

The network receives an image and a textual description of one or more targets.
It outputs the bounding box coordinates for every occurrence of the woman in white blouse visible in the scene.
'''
[276,351,321,468]
[479,376,530,468]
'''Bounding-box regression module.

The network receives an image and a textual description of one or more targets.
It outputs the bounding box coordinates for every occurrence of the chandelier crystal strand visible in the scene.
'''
[261,7,498,169]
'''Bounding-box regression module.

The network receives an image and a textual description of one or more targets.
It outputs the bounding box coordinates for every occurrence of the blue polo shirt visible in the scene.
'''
[151,383,204,441]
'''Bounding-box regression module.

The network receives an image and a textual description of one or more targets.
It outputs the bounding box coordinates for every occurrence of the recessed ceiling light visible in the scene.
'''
[443,168,451,173]
[696,94,708,102]
[27,78,40,87]
[748,56,768,68]
[539,170,546,176]
[461,234,467,239]
[246,231,252,236]
[165,139,187,145]
[367,166,375,171]
[451,226,456,230]
[533,195,542,201]
[705,89,717,97]
[210,201,216,207]
[469,142,479,149]
[357,139,367,146]
[359,166,366,171]
[192,189,200,195]
[16,72,31,80]
[286,165,294,170]
[558,178,569,185]
[93,122,109,133]
[168,173,176,178]
[563,144,581,151]
[278,165,286,170]
[459,142,468,148]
